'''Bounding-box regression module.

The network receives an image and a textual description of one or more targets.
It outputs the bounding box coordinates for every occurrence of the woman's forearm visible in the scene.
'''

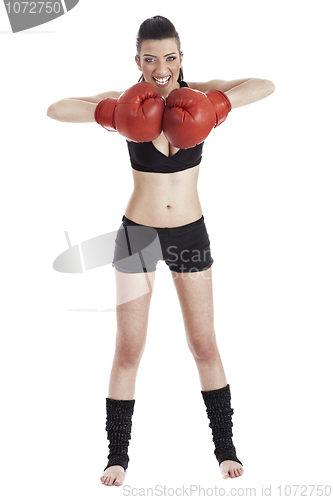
[225,78,275,109]
[46,99,97,123]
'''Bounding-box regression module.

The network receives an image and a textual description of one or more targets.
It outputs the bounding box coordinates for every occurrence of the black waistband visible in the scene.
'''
[122,214,205,235]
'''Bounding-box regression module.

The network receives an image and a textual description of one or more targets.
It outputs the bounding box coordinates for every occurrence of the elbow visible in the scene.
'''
[264,79,276,95]
[46,104,58,119]
[47,101,68,120]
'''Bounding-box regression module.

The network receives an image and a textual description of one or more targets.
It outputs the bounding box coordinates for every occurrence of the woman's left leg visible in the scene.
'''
[171,266,244,479]
[171,266,225,390]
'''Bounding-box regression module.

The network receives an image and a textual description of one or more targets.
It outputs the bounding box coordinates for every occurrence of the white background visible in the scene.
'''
[1,0,332,498]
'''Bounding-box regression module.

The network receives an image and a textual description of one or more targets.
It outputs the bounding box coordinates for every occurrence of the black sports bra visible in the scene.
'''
[126,81,204,174]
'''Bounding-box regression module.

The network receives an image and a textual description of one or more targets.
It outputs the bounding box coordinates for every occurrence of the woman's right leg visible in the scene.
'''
[101,268,155,487]
[109,268,155,399]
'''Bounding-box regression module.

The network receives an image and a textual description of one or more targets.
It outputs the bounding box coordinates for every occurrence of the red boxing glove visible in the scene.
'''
[163,88,231,149]
[206,90,231,127]
[94,82,165,142]
[163,88,214,149]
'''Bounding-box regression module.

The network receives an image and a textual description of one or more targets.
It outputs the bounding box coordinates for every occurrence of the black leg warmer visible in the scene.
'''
[201,384,243,467]
[104,397,135,472]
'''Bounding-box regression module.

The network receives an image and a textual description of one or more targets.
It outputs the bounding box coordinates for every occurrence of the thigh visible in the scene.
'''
[171,266,215,345]
[115,268,155,347]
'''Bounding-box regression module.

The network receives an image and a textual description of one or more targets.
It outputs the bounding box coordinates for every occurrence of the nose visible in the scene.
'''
[155,60,168,76]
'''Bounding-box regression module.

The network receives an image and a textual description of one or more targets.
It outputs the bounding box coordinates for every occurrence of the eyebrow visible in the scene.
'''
[143,52,177,57]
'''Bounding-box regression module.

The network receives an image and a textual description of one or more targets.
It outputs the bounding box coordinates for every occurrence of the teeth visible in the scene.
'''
[153,76,171,84]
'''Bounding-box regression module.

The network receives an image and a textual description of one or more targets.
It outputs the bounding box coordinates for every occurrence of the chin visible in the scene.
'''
[153,79,177,94]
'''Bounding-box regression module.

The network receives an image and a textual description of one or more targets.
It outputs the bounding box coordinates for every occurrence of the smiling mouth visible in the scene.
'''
[153,75,171,86]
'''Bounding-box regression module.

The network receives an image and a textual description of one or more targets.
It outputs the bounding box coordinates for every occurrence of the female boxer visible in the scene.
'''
[47,15,275,487]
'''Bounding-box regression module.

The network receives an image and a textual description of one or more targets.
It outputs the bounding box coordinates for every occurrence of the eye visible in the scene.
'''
[145,58,154,63]
[167,56,176,61]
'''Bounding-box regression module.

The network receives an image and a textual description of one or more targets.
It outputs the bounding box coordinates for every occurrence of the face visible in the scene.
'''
[135,38,183,96]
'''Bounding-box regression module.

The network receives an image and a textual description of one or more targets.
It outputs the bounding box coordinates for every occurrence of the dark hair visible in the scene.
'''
[136,16,184,83]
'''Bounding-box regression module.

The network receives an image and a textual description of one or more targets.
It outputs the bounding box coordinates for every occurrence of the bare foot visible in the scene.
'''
[100,465,125,486]
[220,460,244,479]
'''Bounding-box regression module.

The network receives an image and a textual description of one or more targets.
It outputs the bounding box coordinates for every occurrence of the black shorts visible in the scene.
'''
[112,214,214,273]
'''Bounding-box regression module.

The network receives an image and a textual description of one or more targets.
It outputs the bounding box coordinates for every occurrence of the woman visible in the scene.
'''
[47,15,275,487]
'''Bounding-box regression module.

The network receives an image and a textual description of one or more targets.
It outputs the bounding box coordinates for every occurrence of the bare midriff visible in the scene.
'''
[124,134,203,228]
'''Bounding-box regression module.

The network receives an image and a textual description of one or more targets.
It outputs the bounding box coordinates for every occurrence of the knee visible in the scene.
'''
[187,334,219,362]
[115,338,145,367]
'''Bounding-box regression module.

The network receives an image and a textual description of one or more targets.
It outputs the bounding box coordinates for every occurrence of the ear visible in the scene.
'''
[135,55,142,71]
[180,51,184,65]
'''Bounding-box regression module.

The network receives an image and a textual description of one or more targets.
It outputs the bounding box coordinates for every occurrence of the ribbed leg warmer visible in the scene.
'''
[201,384,243,466]
[104,397,135,472]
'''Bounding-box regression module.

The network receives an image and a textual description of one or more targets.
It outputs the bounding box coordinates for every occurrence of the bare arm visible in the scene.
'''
[46,90,122,123]
[188,78,275,109]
